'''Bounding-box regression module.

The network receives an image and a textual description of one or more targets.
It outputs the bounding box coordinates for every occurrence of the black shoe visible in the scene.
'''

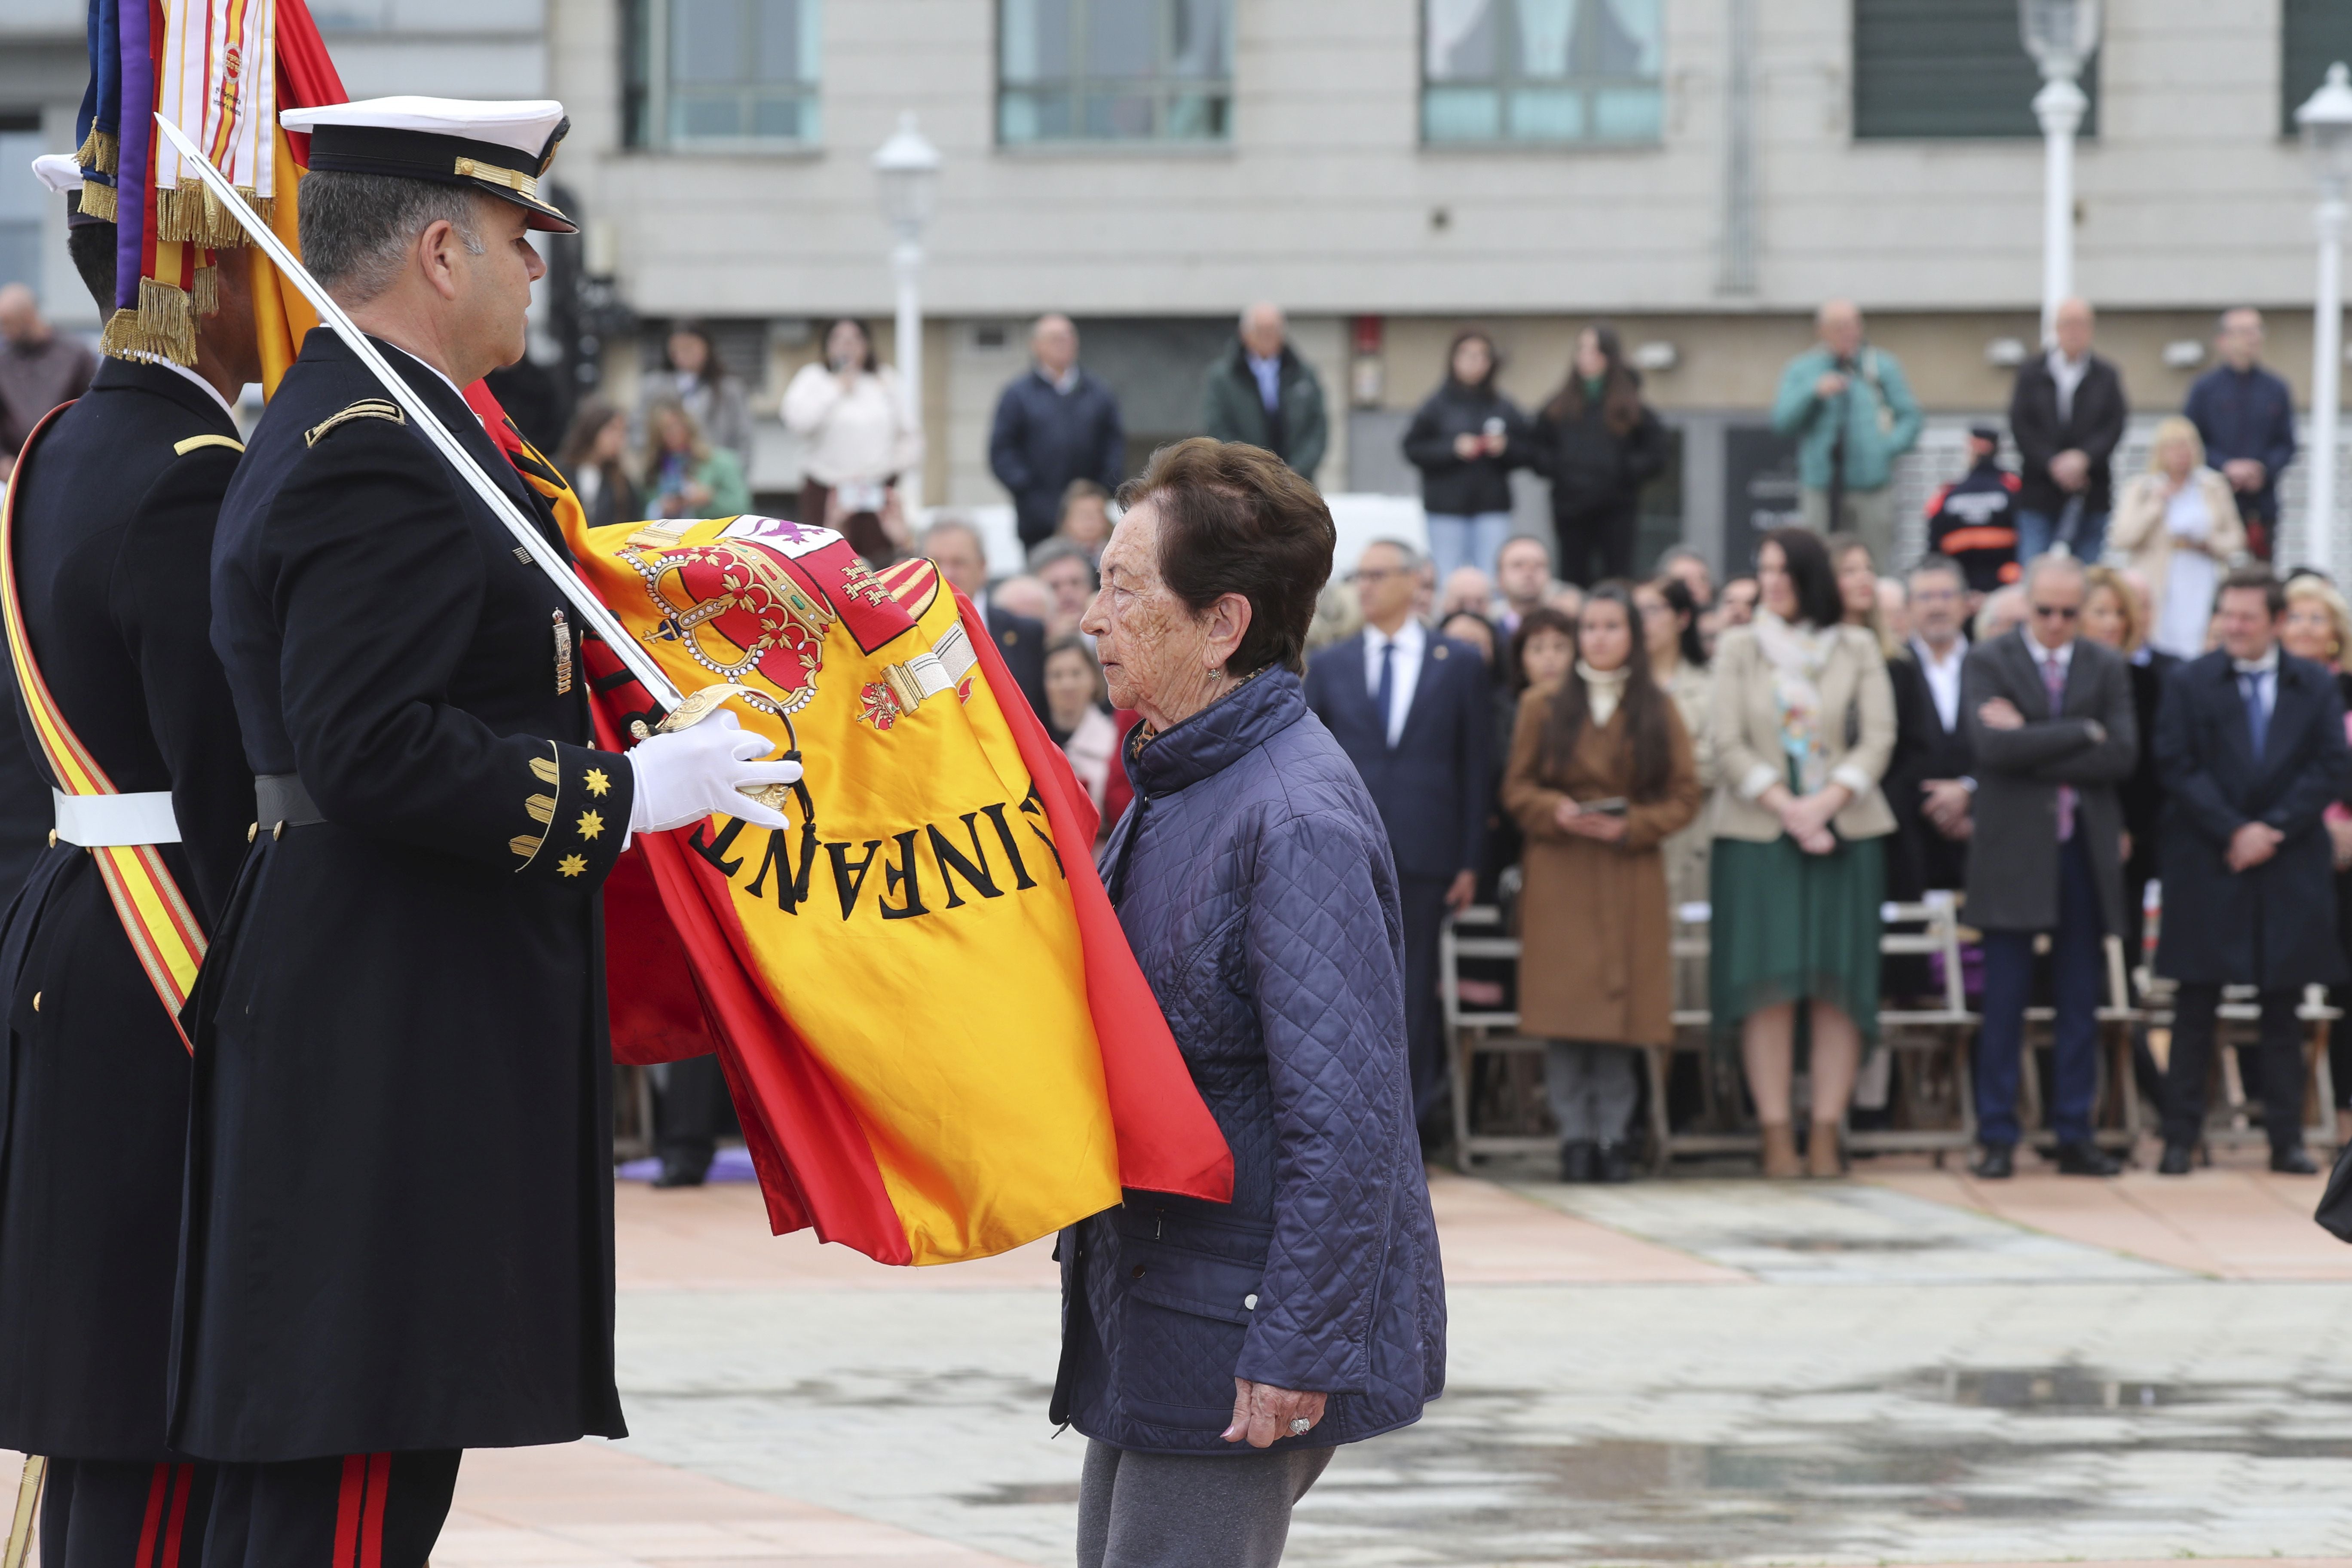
[2157,1143,2195,1176]
[1559,1139,1596,1184]
[2055,1140,2123,1177]
[650,1158,710,1188]
[1969,1143,2015,1180]
[2271,1144,2321,1176]
[1594,1141,1634,1184]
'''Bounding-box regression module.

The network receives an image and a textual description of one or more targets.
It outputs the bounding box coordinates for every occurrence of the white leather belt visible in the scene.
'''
[52,788,182,848]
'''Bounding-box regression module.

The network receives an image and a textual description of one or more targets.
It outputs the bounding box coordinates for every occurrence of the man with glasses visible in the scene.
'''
[1960,554,2137,1178]
[1304,538,1489,1142]
[2152,568,2351,1175]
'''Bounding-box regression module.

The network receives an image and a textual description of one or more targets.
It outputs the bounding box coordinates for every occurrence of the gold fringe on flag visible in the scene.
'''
[76,127,119,177]
[192,261,218,316]
[155,184,271,249]
[98,278,197,367]
[75,181,119,223]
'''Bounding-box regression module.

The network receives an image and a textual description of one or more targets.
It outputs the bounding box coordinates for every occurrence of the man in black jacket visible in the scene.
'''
[1201,302,1328,480]
[187,98,797,1567]
[0,173,256,1568]
[2153,568,2350,1176]
[2185,308,2297,560]
[1883,555,1975,900]
[1924,424,2022,596]
[2009,296,2127,565]
[1303,539,1488,1134]
[988,314,1126,548]
[1960,554,2136,1179]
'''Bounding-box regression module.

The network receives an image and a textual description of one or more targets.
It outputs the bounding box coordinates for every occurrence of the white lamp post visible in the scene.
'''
[2298,63,2352,578]
[2020,0,2100,343]
[872,111,941,511]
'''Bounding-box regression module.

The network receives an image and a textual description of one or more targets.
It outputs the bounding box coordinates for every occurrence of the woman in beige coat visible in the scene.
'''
[1709,529,1897,1179]
[1504,584,1703,1182]
[2110,415,2245,659]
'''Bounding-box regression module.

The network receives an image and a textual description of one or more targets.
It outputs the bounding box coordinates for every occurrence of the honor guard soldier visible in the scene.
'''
[179,98,797,1568]
[0,159,256,1565]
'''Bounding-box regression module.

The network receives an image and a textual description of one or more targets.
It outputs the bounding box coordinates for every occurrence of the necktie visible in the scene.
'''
[1374,638,1397,749]
[2242,669,2270,759]
[2043,652,2075,842]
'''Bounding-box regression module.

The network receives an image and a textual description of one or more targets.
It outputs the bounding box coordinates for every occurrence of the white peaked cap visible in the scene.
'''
[280,96,567,159]
[31,153,84,195]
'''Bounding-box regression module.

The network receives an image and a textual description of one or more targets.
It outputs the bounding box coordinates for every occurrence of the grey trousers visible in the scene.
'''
[1800,484,1897,569]
[1545,1040,1639,1142]
[1077,1440,1335,1568]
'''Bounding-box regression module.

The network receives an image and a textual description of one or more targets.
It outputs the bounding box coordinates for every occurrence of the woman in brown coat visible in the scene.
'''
[1504,582,1703,1182]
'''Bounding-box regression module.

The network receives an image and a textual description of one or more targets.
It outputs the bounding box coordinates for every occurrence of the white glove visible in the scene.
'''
[626,710,801,833]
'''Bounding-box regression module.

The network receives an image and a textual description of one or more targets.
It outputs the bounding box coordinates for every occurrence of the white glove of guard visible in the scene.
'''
[626,710,801,833]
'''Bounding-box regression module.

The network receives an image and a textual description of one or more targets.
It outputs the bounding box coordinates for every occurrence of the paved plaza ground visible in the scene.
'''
[10,1152,2352,1565]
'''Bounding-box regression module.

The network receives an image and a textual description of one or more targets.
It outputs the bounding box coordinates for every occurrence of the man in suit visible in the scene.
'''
[1960,554,2137,1178]
[0,160,255,1568]
[1884,554,1976,900]
[924,517,1047,720]
[2009,296,2128,565]
[1304,538,1489,1132]
[988,315,1127,548]
[2154,568,2352,1176]
[2185,308,2297,560]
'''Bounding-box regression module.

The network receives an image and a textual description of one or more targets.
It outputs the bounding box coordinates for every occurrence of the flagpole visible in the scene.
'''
[153,112,686,714]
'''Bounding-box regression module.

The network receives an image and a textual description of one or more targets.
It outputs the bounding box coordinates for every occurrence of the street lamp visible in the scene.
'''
[2298,62,2352,577]
[2020,0,2100,343]
[872,111,942,511]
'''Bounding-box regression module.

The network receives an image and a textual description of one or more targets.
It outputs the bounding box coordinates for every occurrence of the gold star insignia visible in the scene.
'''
[578,810,604,840]
[557,854,587,878]
[584,767,611,797]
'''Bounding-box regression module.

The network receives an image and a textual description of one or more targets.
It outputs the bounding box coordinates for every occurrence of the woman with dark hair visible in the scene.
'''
[1041,633,1136,841]
[1636,575,1715,1010]
[1064,437,1444,1568]
[1508,604,1577,695]
[1530,323,1667,588]
[639,319,752,475]
[554,396,641,530]
[1707,527,1896,1178]
[1400,327,1530,583]
[1504,583,1702,1182]
[783,317,923,566]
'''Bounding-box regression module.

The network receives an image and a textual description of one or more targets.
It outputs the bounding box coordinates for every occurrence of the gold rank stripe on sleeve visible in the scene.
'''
[0,404,206,1048]
[303,398,404,447]
[173,433,245,456]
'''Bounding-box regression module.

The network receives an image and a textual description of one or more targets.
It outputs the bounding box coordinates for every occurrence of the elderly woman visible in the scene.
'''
[1060,438,1445,1568]
[2111,416,2246,660]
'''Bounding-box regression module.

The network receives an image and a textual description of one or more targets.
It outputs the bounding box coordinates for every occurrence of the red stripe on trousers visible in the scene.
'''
[332,1456,366,1568]
[133,1465,170,1568]
[358,1453,390,1568]
[159,1465,194,1568]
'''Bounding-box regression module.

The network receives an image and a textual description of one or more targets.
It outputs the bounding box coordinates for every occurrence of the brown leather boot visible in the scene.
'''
[1808,1118,1844,1179]
[1759,1121,1801,1179]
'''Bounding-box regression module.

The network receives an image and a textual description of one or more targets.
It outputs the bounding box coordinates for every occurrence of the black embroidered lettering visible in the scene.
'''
[926,814,1003,909]
[877,830,928,920]
[1017,783,1066,879]
[978,801,1038,891]
[746,823,820,912]
[827,839,884,920]
[690,817,752,877]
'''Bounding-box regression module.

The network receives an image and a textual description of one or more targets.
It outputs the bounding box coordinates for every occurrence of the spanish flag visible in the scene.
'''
[470,400,1232,1265]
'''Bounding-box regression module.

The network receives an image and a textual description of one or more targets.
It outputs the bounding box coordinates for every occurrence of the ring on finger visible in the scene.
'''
[1286,1417,1313,1436]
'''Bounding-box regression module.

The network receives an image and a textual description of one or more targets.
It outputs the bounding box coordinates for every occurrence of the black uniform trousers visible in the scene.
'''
[200,1452,459,1568]
[40,1461,212,1568]
[1399,873,1450,1125]
[1554,500,1638,589]
[2163,985,2307,1152]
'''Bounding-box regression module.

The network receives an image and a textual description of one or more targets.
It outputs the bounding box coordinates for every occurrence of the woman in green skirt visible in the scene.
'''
[1708,527,1897,1177]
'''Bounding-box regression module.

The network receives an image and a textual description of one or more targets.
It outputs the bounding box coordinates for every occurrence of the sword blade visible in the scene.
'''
[152,113,686,712]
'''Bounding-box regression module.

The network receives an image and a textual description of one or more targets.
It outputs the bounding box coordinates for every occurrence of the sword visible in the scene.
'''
[152,113,687,714]
[2,1454,43,1568]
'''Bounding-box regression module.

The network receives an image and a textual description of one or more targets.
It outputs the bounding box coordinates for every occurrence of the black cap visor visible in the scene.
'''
[306,123,576,233]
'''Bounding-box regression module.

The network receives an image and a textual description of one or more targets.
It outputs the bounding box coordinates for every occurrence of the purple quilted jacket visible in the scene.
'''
[1049,666,1446,1455]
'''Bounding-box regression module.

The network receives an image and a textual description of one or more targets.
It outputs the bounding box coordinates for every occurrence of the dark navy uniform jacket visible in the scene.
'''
[175,328,635,1461]
[0,357,252,1460]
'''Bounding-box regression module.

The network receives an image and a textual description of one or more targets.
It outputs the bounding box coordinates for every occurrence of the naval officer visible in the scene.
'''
[0,156,254,1568]
[180,98,797,1568]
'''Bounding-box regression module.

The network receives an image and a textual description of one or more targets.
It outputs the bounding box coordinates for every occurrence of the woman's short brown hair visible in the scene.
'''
[1117,437,1336,677]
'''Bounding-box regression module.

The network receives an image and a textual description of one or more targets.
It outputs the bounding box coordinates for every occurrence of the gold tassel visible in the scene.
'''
[192,263,218,316]
[75,181,118,223]
[156,183,273,248]
[82,129,118,176]
[98,279,197,366]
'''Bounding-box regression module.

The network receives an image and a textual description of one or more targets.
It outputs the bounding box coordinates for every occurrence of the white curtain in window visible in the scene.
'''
[1591,0,1660,76]
[1425,0,1491,80]
[1514,0,1575,79]
[1168,0,1228,79]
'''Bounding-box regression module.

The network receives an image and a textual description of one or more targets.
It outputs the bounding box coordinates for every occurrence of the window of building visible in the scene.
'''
[0,119,42,306]
[998,0,1232,145]
[1853,0,2096,140]
[625,0,821,148]
[2284,0,2352,135]
[1421,0,1664,146]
